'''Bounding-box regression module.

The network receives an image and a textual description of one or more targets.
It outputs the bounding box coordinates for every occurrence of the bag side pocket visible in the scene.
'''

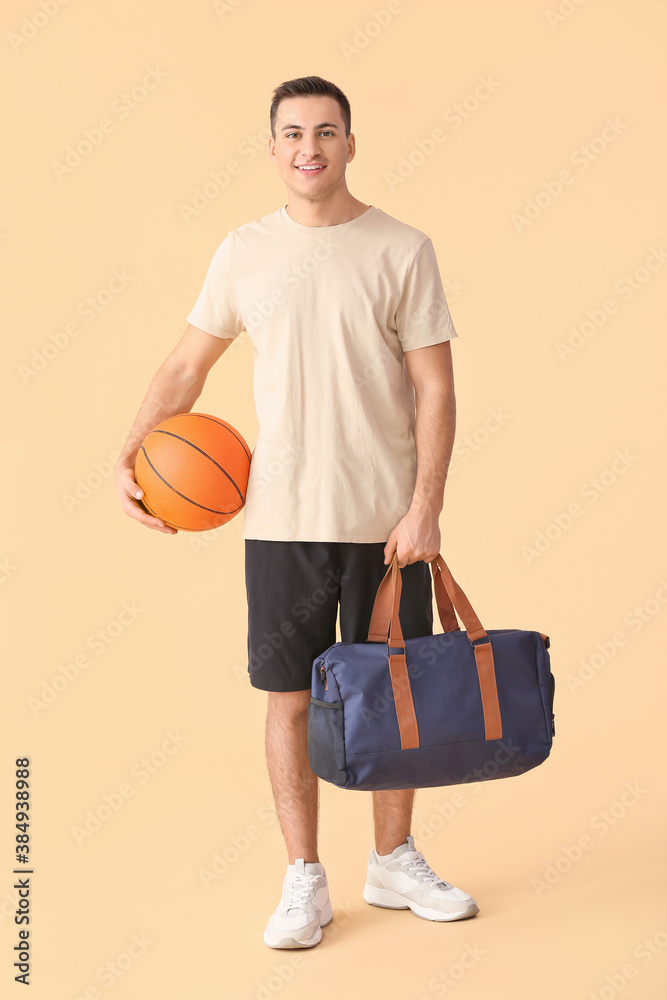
[308,698,346,787]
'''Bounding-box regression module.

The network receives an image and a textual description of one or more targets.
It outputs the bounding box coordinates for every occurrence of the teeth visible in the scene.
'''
[298,165,323,170]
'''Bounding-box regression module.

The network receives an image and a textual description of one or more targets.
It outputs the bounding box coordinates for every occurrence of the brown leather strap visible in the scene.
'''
[368,553,458,641]
[384,557,420,749]
[367,550,504,744]
[430,554,502,740]
[429,555,485,638]
[470,637,503,740]
[435,584,460,633]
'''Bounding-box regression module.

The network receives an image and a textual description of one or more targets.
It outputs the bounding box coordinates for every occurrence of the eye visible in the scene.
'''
[285,131,335,139]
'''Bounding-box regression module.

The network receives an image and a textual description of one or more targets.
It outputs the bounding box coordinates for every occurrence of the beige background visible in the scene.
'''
[1,1,666,997]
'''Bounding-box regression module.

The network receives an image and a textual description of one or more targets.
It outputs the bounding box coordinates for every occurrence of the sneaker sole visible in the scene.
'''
[263,900,334,949]
[363,884,479,921]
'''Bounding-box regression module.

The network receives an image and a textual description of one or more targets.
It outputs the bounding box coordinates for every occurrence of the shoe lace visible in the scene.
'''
[400,851,452,888]
[284,871,321,910]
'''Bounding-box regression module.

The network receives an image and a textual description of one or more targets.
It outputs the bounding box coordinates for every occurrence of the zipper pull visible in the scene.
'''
[320,665,328,691]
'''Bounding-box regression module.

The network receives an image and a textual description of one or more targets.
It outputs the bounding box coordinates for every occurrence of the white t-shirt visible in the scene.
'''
[186,204,458,542]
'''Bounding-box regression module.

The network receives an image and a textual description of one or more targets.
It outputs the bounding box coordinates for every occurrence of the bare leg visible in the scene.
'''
[265,690,320,865]
[372,789,415,855]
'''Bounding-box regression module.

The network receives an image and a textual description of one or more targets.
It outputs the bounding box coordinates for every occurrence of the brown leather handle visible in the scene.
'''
[368,552,459,641]
[366,550,503,748]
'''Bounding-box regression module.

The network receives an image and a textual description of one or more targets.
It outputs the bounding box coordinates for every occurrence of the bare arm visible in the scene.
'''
[114,324,236,534]
[384,340,456,566]
[405,339,456,515]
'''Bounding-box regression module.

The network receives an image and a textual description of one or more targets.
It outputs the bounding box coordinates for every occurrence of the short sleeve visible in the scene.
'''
[186,232,244,339]
[395,238,458,352]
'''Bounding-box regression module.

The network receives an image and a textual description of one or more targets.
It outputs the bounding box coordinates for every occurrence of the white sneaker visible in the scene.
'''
[263,858,333,948]
[363,835,479,921]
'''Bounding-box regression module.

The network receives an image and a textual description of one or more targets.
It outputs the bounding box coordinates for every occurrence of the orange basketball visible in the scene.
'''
[134,412,251,532]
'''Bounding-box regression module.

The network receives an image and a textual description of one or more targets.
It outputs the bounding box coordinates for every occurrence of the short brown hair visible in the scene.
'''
[270,75,351,139]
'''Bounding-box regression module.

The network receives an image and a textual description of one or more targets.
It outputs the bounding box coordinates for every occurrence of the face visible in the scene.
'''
[269,95,355,200]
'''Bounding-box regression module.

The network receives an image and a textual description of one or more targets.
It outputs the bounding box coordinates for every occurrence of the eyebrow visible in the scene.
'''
[280,122,340,131]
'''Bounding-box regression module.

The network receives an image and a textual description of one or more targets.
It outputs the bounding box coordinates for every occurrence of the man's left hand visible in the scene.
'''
[384,506,441,568]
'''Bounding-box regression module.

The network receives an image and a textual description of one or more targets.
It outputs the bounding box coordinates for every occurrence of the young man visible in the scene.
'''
[114,75,479,949]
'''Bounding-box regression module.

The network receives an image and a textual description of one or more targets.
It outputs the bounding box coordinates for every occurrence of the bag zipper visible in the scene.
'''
[320,664,328,691]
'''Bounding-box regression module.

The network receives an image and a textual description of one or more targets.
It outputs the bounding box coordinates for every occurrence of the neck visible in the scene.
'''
[284,190,370,227]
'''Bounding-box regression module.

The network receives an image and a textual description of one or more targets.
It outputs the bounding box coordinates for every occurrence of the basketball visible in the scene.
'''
[134,412,252,532]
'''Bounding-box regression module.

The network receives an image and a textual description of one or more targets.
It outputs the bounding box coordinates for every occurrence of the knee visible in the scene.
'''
[267,689,311,722]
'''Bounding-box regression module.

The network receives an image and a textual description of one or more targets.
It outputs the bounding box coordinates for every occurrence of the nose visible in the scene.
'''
[299,136,322,158]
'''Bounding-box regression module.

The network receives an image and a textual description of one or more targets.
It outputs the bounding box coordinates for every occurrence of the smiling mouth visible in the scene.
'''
[296,165,326,174]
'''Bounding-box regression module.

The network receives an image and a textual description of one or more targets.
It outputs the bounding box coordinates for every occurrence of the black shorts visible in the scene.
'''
[245,540,434,692]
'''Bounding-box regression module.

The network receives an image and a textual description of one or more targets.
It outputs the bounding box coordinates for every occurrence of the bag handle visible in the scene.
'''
[368,553,459,638]
[366,550,503,749]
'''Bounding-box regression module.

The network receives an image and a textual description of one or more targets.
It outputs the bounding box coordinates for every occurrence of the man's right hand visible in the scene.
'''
[112,325,236,537]
[114,462,178,534]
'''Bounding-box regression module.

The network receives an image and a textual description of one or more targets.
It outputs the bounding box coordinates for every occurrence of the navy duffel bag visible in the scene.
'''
[308,551,555,791]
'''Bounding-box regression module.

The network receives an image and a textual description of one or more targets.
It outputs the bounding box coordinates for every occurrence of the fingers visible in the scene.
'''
[133,497,179,535]
[114,466,178,535]
[384,539,398,564]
